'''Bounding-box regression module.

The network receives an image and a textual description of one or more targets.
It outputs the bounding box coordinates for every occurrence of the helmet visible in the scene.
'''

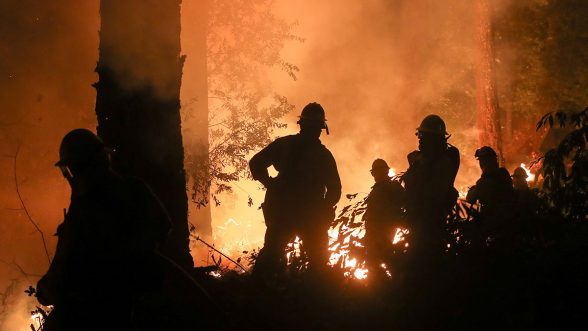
[299,102,326,123]
[417,114,448,136]
[55,129,107,166]
[512,167,528,179]
[371,158,390,171]
[298,102,329,134]
[474,146,497,159]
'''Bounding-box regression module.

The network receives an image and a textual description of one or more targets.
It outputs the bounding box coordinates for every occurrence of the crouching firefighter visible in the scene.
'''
[249,102,342,279]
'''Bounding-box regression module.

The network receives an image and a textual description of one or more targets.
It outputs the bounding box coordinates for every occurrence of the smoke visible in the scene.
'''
[269,0,485,190]
[201,0,496,252]
[0,1,99,328]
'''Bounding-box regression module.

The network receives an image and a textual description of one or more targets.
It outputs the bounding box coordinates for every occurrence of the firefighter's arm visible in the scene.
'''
[249,141,278,188]
[325,152,342,207]
[429,157,458,205]
[37,222,70,306]
[390,181,405,212]
[407,151,421,166]
[466,185,478,203]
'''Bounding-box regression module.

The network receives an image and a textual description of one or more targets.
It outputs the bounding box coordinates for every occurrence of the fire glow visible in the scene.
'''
[520,163,535,183]
[328,223,369,280]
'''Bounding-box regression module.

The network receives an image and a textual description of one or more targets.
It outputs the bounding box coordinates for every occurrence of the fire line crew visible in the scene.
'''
[249,102,341,278]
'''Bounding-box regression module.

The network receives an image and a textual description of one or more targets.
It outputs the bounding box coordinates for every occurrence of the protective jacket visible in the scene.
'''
[37,171,170,329]
[403,145,460,233]
[250,134,341,224]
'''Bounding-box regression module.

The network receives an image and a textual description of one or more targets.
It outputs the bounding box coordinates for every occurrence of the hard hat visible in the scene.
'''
[55,129,107,167]
[371,158,390,171]
[512,167,528,179]
[298,102,329,134]
[474,146,498,159]
[299,102,326,124]
[416,114,448,136]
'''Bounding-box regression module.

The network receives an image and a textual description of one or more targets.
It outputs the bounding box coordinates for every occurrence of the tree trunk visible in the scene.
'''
[181,0,212,237]
[94,0,193,268]
[475,0,503,161]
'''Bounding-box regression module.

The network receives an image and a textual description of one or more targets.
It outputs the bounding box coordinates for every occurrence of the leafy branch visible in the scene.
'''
[536,107,588,131]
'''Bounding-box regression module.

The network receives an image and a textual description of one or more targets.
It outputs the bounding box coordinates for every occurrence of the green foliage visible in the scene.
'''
[493,0,588,158]
[536,107,588,131]
[536,107,588,220]
[188,0,301,207]
[494,0,550,117]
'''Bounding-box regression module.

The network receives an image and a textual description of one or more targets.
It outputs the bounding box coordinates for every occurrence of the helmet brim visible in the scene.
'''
[298,117,327,128]
[416,127,449,136]
[54,147,113,167]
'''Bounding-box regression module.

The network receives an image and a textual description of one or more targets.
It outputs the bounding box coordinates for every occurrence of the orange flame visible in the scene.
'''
[520,163,535,183]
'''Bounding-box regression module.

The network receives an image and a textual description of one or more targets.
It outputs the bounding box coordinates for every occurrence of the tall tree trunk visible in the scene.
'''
[94,0,193,268]
[475,0,503,160]
[181,0,212,237]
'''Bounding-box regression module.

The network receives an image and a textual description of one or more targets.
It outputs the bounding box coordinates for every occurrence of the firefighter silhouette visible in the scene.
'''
[403,115,459,254]
[249,103,341,278]
[37,129,171,330]
[363,159,404,279]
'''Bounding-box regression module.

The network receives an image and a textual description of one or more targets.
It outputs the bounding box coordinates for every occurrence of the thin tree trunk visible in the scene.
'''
[95,0,193,268]
[475,0,503,160]
[181,0,212,237]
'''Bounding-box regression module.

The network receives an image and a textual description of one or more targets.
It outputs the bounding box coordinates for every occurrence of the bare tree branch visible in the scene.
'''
[11,144,52,265]
[0,259,42,279]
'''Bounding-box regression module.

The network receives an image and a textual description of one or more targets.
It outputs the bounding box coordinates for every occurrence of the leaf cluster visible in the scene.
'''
[187,0,301,207]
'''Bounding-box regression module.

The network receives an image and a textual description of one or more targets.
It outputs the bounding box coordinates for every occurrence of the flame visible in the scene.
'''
[327,225,370,279]
[458,186,469,199]
[342,258,368,279]
[392,228,408,244]
[520,163,535,183]
[388,167,397,177]
[30,310,46,331]
[353,267,368,279]
[211,217,263,268]
[286,236,302,261]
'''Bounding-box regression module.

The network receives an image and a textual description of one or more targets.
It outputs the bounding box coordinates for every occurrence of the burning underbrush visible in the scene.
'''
[189,190,402,281]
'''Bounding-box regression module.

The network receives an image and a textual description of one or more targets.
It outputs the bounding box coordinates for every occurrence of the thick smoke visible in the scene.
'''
[271,0,481,191]
[203,0,490,252]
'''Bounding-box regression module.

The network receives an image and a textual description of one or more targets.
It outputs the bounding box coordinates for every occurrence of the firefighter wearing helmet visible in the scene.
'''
[512,166,530,191]
[249,102,341,278]
[466,146,514,216]
[363,159,404,280]
[37,129,171,329]
[402,115,460,255]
